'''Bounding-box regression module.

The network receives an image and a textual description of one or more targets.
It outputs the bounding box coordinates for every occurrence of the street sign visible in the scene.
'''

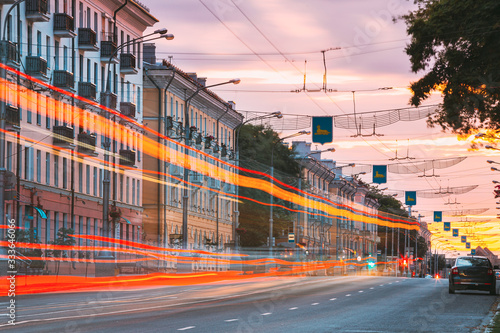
[434,211,442,222]
[466,242,471,249]
[312,116,333,144]
[288,233,295,243]
[372,165,387,184]
[405,191,417,206]
[444,222,450,231]
[461,236,467,243]
[452,229,459,237]
[471,249,476,255]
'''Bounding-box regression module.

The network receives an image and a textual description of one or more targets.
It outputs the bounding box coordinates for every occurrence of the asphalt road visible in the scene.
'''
[1,275,498,333]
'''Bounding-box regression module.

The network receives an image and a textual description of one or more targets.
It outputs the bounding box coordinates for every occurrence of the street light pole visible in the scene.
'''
[181,78,240,249]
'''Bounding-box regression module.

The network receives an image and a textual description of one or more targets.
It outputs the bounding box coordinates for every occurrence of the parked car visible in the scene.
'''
[449,256,498,295]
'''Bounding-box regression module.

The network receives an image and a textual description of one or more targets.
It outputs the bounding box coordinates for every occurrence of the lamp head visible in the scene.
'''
[154,28,168,34]
[487,160,494,164]
[327,148,336,153]
[161,33,175,40]
[229,78,241,84]
[486,145,493,149]
[475,133,485,138]
[492,167,499,171]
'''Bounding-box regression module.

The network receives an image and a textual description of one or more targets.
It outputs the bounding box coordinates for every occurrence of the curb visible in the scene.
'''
[476,298,500,333]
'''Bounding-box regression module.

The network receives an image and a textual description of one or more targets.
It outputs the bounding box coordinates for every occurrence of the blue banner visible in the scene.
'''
[471,249,476,255]
[312,117,333,144]
[434,211,442,222]
[461,236,467,243]
[444,222,450,231]
[372,165,387,184]
[466,242,471,249]
[452,229,459,237]
[405,191,417,206]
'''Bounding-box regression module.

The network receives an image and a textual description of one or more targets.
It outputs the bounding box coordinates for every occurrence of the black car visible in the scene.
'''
[449,256,498,295]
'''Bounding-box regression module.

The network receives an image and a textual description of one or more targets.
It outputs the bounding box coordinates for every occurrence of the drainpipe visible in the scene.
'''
[145,65,175,247]
[113,0,128,44]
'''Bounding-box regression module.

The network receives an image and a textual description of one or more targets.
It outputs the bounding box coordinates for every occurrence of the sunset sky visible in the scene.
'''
[144,0,500,253]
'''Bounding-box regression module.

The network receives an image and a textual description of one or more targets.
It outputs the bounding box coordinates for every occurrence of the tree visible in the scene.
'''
[48,228,76,275]
[403,0,500,133]
[237,124,301,247]
[14,228,45,270]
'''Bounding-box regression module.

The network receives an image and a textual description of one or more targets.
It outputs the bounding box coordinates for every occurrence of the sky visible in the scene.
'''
[144,0,500,254]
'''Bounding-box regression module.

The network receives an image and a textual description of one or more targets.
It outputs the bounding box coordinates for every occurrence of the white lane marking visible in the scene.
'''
[225,319,239,322]
[380,284,384,286]
[388,283,392,285]
[358,290,364,293]
[289,307,298,310]
[395,281,399,283]
[346,294,351,297]
[177,327,195,331]
[329,298,337,301]
[261,313,272,316]
[369,287,374,290]
[311,303,319,306]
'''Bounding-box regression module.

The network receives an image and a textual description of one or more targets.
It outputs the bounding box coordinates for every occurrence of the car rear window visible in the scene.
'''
[455,257,490,267]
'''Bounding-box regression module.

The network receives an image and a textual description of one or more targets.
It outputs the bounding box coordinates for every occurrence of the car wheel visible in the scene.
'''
[449,285,455,294]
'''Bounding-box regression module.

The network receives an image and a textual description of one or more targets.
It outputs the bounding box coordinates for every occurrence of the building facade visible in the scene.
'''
[142,53,243,251]
[1,0,157,249]
[293,141,379,259]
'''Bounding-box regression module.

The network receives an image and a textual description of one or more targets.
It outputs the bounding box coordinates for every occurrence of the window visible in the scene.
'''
[79,54,83,80]
[37,31,42,57]
[93,167,97,196]
[86,165,90,194]
[45,153,50,185]
[136,180,140,206]
[78,162,83,192]
[54,40,59,70]
[6,142,12,172]
[45,96,51,129]
[45,35,50,67]
[99,169,103,197]
[62,157,67,188]
[25,147,34,181]
[101,66,105,92]
[27,25,32,56]
[132,179,136,205]
[94,63,98,86]
[36,94,41,125]
[54,155,59,187]
[36,150,41,182]
[119,174,123,202]
[126,177,129,203]
[63,46,68,71]
[54,212,59,240]
[87,59,91,82]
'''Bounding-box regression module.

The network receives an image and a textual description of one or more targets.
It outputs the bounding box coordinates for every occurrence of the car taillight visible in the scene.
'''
[488,268,493,275]
[451,267,459,275]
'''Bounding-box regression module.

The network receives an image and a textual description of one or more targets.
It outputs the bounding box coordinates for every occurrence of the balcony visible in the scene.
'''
[53,125,74,145]
[78,82,97,101]
[120,102,136,118]
[0,41,19,67]
[25,56,48,80]
[100,92,117,110]
[25,0,49,22]
[52,70,74,91]
[78,28,98,51]
[100,41,118,64]
[119,150,136,167]
[77,132,96,154]
[5,105,20,132]
[53,13,76,38]
[119,53,137,74]
[208,178,220,189]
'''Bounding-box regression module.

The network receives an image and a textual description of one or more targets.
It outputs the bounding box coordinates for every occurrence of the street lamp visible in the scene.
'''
[269,131,310,256]
[181,78,240,250]
[101,29,173,245]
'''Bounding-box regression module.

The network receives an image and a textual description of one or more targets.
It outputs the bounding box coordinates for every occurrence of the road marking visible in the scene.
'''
[329,298,337,301]
[346,294,351,297]
[177,327,195,331]
[369,287,374,289]
[358,290,364,293]
[261,313,272,316]
[311,303,319,306]
[396,281,399,283]
[289,307,298,310]
[388,283,392,285]
[225,319,239,322]
[379,284,384,286]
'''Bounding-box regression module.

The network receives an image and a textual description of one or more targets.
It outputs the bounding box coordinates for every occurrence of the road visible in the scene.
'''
[0,276,497,332]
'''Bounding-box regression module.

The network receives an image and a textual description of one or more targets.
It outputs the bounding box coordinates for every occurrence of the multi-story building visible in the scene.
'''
[293,141,379,259]
[1,0,157,249]
[142,47,243,252]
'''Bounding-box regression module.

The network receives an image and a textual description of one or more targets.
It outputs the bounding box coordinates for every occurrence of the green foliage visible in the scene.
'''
[237,124,301,247]
[15,228,45,269]
[48,228,76,258]
[403,0,500,133]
